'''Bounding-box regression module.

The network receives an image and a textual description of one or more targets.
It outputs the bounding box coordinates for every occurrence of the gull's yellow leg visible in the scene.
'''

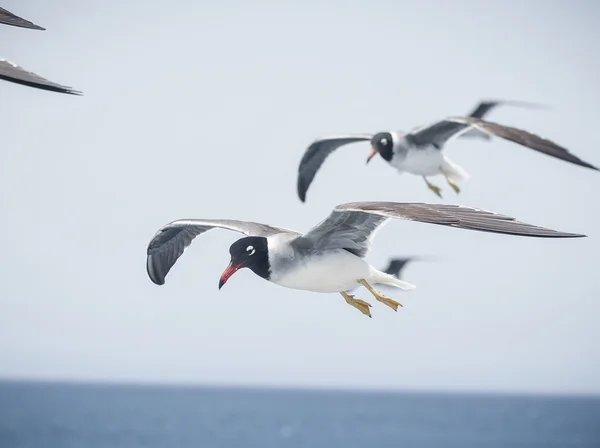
[340,291,372,318]
[439,167,461,194]
[422,176,443,198]
[444,175,461,194]
[357,279,403,312]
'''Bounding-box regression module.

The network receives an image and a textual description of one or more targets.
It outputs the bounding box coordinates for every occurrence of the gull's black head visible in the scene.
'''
[367,132,394,163]
[219,236,270,289]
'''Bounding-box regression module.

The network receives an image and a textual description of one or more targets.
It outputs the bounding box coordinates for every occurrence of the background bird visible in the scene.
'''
[0,5,81,95]
[297,115,598,201]
[146,201,585,318]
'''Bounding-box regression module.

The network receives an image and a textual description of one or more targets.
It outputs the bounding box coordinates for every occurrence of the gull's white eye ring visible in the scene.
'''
[246,245,255,256]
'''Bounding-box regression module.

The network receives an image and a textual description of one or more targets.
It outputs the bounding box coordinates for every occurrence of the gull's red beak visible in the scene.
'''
[219,262,243,290]
[366,147,378,164]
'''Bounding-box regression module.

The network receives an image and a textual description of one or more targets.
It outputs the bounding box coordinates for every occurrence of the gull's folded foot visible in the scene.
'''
[357,279,403,312]
[340,291,372,318]
[422,176,443,198]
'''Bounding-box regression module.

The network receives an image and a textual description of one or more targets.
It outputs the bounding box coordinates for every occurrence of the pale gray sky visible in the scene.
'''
[0,0,599,394]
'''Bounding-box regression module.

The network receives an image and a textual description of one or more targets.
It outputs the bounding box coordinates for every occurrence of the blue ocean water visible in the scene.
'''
[0,381,598,448]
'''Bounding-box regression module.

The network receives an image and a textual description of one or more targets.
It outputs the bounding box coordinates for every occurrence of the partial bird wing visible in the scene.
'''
[461,99,548,140]
[383,258,414,278]
[467,99,548,120]
[0,6,44,30]
[0,58,82,95]
[447,116,599,171]
[298,201,585,259]
[407,119,474,148]
[297,134,372,202]
[147,219,298,285]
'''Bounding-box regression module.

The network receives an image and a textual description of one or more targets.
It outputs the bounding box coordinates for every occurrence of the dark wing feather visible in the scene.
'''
[297,134,372,202]
[447,116,599,171]
[0,6,45,30]
[0,59,82,95]
[407,120,471,147]
[146,219,297,285]
[383,258,413,277]
[468,99,549,119]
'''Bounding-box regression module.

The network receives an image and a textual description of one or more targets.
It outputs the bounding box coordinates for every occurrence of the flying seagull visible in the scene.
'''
[0,6,82,95]
[146,201,584,318]
[297,115,597,202]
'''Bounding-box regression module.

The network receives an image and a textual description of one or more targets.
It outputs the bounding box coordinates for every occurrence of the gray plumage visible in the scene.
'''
[146,202,585,286]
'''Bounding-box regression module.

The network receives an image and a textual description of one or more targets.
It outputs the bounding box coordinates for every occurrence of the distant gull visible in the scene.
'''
[0,6,82,95]
[297,102,597,201]
[146,201,584,318]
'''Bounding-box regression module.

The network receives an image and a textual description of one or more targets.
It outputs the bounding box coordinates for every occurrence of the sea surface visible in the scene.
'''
[0,380,599,448]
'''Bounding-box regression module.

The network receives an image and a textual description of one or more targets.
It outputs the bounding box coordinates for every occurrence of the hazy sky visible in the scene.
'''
[1,0,599,394]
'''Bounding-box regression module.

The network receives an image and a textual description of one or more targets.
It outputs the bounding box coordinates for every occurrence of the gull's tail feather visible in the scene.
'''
[441,157,470,182]
[371,269,416,290]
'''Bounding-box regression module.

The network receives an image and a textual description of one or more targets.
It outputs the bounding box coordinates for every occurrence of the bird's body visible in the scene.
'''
[268,239,406,293]
[389,137,446,177]
[147,201,585,318]
[297,100,598,201]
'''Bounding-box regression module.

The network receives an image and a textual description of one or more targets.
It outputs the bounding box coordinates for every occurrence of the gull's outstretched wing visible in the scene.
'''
[461,99,548,139]
[0,58,82,95]
[467,99,547,119]
[0,6,44,30]
[296,201,585,259]
[147,219,298,285]
[407,116,598,171]
[447,116,598,171]
[297,134,372,202]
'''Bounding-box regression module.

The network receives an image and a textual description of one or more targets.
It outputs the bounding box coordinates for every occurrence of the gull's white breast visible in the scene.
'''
[393,144,444,176]
[268,238,371,293]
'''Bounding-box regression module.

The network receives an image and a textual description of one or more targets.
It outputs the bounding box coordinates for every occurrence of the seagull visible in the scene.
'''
[297,114,598,202]
[146,201,585,318]
[0,6,82,95]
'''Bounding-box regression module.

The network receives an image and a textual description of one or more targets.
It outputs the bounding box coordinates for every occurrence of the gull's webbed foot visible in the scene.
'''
[341,291,372,318]
[357,279,403,312]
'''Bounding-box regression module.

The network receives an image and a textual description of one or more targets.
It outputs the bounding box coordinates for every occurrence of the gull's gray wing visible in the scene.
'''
[407,119,473,148]
[147,219,298,285]
[447,116,599,171]
[297,134,372,202]
[0,6,44,30]
[467,99,548,119]
[0,59,82,95]
[296,201,585,259]
[461,99,548,140]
